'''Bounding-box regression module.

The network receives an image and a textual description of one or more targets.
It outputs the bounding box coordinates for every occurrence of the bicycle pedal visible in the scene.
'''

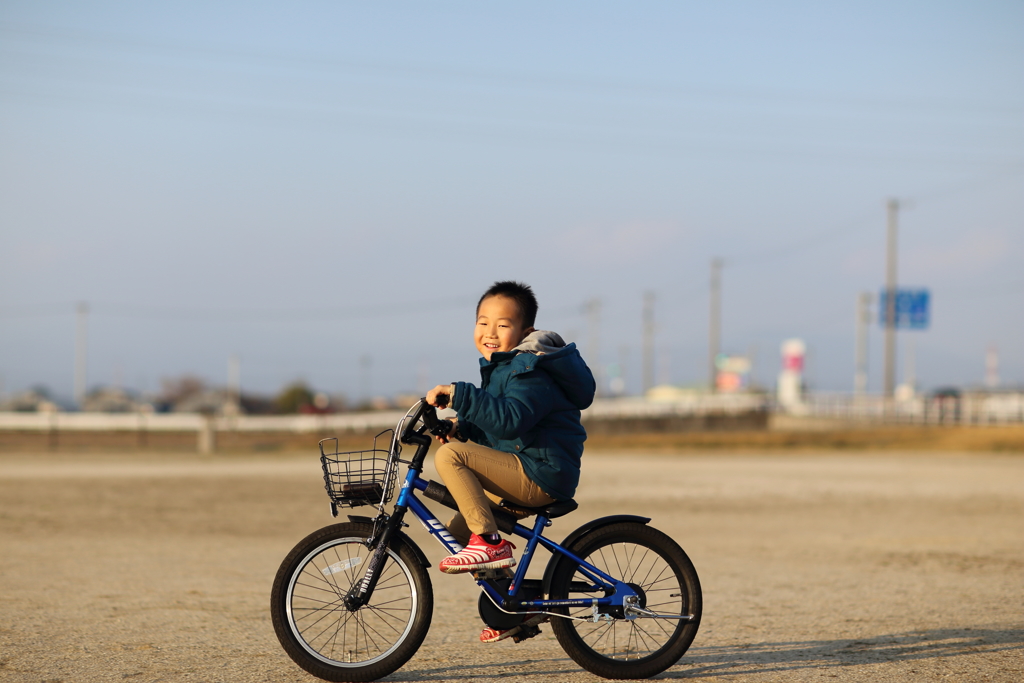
[472,567,514,580]
[512,624,542,643]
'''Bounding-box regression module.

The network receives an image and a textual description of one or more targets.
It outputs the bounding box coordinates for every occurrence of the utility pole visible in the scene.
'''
[585,299,602,397]
[417,359,429,396]
[658,346,671,386]
[617,345,630,396]
[985,346,999,388]
[709,258,722,392]
[359,355,372,405]
[854,292,872,396]
[227,354,241,411]
[74,301,88,407]
[904,336,916,394]
[883,199,899,398]
[642,292,655,395]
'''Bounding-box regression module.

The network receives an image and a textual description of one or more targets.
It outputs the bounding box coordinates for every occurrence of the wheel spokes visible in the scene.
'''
[569,541,684,661]
[288,539,417,666]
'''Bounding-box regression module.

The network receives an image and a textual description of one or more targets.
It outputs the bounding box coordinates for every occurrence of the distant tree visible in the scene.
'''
[240,393,277,415]
[160,375,206,403]
[276,382,314,414]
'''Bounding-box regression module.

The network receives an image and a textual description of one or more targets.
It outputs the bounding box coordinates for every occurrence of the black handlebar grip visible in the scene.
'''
[421,402,439,429]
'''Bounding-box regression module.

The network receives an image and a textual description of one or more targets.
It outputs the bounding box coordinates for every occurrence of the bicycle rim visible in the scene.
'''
[285,536,418,667]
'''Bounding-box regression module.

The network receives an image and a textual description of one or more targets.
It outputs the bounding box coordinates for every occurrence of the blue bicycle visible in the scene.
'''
[271,399,702,681]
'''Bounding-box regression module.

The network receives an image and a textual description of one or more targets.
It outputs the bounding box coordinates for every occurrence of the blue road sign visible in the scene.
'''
[879,288,930,329]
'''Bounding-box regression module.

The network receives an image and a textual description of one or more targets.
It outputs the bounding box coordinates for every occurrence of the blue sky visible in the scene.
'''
[1,1,1022,402]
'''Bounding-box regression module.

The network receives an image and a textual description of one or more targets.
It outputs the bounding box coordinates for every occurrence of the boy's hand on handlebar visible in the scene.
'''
[431,419,458,444]
[426,384,452,408]
[429,418,461,445]
[448,419,464,446]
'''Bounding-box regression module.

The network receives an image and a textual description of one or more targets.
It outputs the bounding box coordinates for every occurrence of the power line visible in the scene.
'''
[725,165,1024,270]
[0,303,73,318]
[728,211,877,268]
[905,164,1024,206]
[0,298,474,322]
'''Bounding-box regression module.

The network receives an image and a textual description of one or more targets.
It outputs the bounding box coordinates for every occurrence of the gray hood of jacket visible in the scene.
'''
[513,330,566,356]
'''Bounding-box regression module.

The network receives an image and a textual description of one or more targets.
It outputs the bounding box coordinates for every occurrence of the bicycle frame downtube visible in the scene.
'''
[406,493,464,554]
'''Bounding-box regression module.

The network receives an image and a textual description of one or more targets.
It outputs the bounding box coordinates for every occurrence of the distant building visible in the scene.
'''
[0,389,60,413]
[81,387,147,413]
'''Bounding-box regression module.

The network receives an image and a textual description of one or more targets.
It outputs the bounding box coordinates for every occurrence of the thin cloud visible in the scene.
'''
[551,220,686,266]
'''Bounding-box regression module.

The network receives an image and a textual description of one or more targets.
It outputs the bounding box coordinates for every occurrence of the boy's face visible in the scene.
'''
[475,295,534,360]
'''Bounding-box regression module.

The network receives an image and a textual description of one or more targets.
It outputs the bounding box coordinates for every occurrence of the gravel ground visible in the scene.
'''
[0,449,1021,682]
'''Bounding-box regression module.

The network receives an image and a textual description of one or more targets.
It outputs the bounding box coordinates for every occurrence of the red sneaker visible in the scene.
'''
[479,626,514,643]
[438,534,516,574]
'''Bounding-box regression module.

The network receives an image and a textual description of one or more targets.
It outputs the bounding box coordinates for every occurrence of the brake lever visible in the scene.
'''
[429,419,453,445]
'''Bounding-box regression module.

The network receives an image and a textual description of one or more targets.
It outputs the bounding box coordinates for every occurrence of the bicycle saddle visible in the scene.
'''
[499,498,578,519]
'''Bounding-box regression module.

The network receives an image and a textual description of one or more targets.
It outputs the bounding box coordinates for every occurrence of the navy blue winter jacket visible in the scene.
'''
[451,343,596,501]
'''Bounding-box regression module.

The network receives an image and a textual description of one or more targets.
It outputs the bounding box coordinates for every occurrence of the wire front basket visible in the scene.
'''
[319,429,399,510]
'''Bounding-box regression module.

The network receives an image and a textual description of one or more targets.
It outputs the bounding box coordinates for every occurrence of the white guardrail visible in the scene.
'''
[796,392,1024,424]
[0,410,409,433]
[0,395,768,434]
[0,392,1020,435]
[582,394,767,419]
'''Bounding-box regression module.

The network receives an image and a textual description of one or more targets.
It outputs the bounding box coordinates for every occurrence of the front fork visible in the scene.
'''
[343,504,408,611]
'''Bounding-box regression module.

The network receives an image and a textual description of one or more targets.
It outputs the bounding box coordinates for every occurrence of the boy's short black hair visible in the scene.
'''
[477,281,538,329]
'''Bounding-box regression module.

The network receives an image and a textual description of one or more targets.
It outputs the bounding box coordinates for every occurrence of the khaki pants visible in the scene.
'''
[434,440,554,544]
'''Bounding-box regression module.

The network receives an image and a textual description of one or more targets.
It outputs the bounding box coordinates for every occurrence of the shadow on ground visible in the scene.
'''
[667,627,1023,678]
[383,660,576,682]
[377,628,1023,681]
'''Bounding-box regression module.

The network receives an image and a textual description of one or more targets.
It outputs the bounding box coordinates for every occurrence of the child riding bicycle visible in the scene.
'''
[425,280,596,641]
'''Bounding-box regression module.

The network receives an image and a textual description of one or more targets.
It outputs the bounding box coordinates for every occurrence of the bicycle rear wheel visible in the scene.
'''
[271,522,432,682]
[549,522,701,679]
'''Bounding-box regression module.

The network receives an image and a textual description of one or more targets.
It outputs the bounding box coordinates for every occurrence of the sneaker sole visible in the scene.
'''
[439,557,516,574]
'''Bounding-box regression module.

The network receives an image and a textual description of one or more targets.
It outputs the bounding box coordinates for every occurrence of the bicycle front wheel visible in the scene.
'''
[549,522,702,679]
[270,522,432,682]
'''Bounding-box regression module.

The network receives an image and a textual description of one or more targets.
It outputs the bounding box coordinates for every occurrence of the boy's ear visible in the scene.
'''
[520,326,535,342]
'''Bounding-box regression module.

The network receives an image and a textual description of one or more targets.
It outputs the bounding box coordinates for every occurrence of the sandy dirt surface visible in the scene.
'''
[1,448,1021,682]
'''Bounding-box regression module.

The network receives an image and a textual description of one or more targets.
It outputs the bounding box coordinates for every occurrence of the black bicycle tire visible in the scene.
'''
[549,522,702,680]
[270,522,433,682]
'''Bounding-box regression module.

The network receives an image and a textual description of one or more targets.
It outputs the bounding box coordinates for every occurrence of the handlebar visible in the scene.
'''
[400,398,453,447]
